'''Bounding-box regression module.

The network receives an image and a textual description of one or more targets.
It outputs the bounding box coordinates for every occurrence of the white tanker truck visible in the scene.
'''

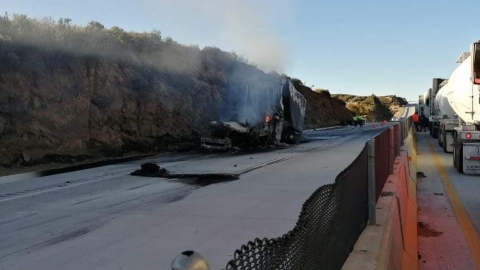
[424,41,480,174]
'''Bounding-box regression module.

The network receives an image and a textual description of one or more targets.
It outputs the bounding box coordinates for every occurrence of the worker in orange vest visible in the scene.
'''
[412,112,420,131]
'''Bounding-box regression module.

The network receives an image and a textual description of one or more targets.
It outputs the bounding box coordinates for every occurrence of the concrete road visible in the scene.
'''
[0,124,393,270]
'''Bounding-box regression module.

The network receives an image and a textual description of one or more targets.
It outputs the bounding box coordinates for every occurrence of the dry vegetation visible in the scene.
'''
[332,94,407,121]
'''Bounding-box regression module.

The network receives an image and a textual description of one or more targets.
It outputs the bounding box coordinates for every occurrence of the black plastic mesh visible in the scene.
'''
[225,147,369,270]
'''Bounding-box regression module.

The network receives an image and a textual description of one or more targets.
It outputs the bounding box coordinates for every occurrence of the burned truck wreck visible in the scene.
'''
[201,78,306,150]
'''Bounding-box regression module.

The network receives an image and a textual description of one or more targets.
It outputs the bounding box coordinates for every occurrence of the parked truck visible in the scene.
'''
[418,88,431,118]
[425,41,480,174]
[428,78,448,138]
[433,79,456,153]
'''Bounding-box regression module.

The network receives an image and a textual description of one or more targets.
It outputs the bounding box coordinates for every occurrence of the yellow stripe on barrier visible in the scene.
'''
[425,134,480,270]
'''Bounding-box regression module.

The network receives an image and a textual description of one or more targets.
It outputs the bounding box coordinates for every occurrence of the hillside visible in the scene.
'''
[332,94,407,121]
[0,14,352,167]
[292,80,352,128]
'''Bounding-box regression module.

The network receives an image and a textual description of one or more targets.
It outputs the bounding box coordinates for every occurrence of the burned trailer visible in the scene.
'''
[280,78,306,142]
[201,78,306,150]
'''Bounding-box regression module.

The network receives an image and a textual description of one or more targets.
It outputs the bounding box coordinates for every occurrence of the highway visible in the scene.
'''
[0,124,393,270]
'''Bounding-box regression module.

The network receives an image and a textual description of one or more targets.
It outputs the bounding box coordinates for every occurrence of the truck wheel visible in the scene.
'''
[458,144,464,174]
[453,132,458,169]
[453,140,457,169]
[433,127,439,139]
[281,128,296,144]
[438,128,442,147]
[454,140,463,174]
[442,130,447,153]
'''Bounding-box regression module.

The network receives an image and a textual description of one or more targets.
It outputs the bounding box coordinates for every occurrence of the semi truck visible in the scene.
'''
[418,89,431,118]
[424,41,480,174]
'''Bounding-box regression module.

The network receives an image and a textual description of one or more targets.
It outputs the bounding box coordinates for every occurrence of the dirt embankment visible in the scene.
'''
[332,94,407,122]
[0,46,279,167]
[292,80,352,129]
[0,15,356,168]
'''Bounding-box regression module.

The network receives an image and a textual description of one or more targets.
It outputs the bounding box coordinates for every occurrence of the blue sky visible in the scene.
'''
[2,0,480,101]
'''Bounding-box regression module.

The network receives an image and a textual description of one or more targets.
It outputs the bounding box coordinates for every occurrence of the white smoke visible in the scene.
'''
[146,0,293,73]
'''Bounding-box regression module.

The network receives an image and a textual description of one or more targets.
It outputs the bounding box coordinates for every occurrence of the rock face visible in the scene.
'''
[332,94,407,122]
[292,80,353,129]
[0,47,235,165]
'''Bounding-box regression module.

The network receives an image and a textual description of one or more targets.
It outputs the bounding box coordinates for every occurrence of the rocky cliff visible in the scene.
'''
[0,15,353,167]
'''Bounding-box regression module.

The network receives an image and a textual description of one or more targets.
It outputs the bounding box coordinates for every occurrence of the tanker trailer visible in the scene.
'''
[434,80,457,152]
[429,78,448,138]
[448,42,480,174]
[418,88,431,117]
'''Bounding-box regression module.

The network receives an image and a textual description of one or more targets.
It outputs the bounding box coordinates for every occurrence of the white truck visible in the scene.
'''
[430,41,480,174]
[418,89,431,118]
[427,78,448,138]
[434,79,457,153]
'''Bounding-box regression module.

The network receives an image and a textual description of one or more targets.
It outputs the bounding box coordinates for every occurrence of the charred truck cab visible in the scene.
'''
[201,78,306,150]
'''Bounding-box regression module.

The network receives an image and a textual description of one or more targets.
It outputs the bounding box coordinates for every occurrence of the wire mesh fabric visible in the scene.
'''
[225,146,368,270]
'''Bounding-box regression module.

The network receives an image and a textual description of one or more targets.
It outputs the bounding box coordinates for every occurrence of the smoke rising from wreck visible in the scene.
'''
[174,0,294,124]
[148,0,292,73]
[214,1,291,73]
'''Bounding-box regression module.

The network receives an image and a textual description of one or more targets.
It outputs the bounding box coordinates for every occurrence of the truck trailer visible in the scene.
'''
[425,41,480,175]
[433,79,456,153]
[428,78,448,138]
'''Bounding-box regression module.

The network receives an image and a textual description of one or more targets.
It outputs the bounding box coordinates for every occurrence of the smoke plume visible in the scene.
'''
[147,0,293,73]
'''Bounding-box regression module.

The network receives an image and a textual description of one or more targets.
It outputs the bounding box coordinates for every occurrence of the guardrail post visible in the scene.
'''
[367,138,376,225]
[389,126,394,174]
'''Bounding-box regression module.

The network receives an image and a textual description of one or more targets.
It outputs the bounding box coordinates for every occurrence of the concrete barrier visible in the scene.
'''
[342,129,418,270]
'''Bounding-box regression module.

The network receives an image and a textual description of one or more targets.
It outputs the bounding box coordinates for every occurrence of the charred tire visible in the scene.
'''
[282,127,296,144]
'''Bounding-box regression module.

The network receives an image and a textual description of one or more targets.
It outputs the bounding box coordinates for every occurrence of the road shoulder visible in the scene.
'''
[417,133,477,269]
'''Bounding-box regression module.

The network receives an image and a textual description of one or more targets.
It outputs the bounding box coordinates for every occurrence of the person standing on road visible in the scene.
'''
[358,115,364,126]
[412,112,420,131]
[420,112,428,132]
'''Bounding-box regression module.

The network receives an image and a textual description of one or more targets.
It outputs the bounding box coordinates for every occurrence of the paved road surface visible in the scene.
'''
[0,124,393,270]
[417,132,480,269]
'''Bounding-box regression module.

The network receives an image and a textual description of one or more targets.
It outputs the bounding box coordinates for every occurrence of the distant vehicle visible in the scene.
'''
[420,41,480,175]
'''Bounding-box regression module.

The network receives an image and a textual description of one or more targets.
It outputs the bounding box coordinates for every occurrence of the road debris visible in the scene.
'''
[418,221,444,237]
[130,162,239,186]
[417,171,426,178]
[131,162,169,177]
